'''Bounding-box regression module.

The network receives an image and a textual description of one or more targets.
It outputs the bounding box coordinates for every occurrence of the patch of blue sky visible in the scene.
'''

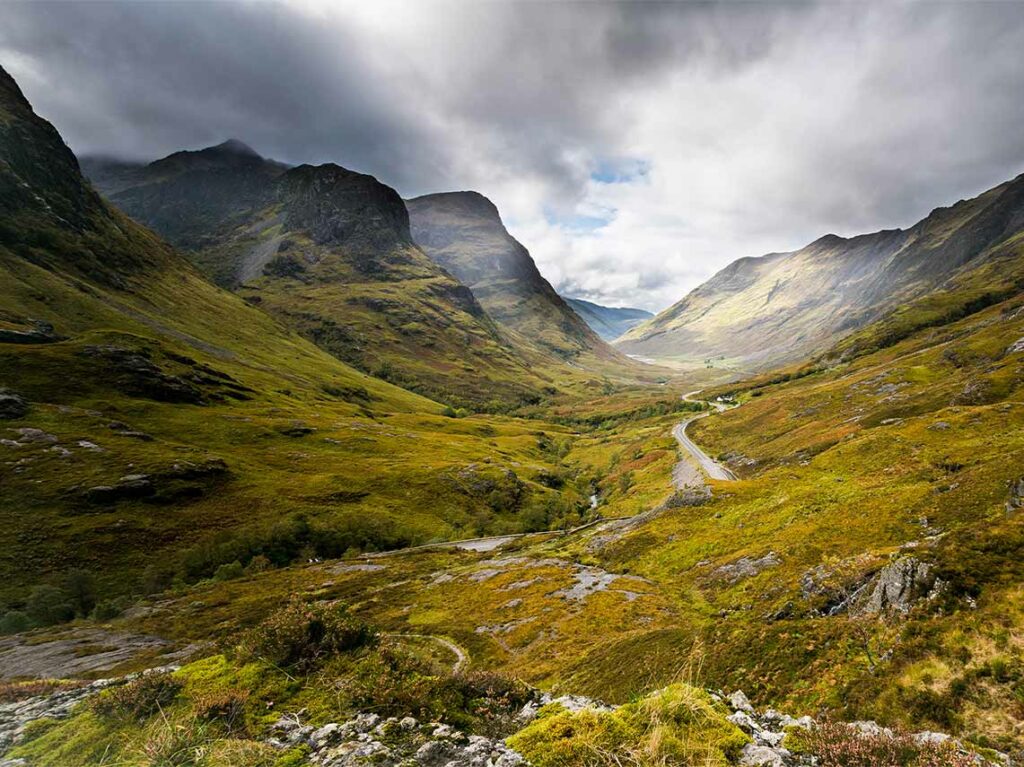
[589,157,651,184]
[544,205,615,233]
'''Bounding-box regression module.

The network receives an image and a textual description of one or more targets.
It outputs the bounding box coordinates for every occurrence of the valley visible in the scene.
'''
[3,25,1024,767]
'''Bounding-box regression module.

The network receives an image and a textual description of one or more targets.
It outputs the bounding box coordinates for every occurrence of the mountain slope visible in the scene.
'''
[406,191,621,362]
[619,173,1024,373]
[84,148,571,408]
[0,66,595,606]
[563,296,653,341]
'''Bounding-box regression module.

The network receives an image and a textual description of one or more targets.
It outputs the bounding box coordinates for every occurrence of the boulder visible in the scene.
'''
[728,690,755,713]
[739,743,788,767]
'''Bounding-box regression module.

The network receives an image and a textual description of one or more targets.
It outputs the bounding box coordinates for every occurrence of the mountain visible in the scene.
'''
[84,147,589,408]
[618,173,1024,373]
[563,297,653,341]
[0,65,595,606]
[406,191,620,362]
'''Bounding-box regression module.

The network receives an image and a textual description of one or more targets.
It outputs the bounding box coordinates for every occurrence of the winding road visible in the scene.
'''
[672,391,738,486]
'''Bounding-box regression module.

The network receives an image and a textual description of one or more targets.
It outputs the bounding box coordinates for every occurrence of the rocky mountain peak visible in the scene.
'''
[210,138,260,157]
[277,163,412,248]
[408,191,503,225]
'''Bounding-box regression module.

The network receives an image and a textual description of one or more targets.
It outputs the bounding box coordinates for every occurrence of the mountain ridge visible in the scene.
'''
[618,171,1024,373]
[562,296,653,341]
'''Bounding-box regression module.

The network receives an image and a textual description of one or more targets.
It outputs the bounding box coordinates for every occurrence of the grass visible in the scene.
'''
[507,683,747,767]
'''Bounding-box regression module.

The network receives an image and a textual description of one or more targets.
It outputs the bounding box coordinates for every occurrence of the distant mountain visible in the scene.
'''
[562,297,653,341]
[83,146,586,407]
[618,173,1024,372]
[406,191,621,362]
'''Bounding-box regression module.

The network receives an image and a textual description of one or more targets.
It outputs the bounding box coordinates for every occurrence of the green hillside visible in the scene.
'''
[0,66,604,610]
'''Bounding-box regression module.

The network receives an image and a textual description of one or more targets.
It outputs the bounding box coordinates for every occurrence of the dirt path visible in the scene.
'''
[672,391,738,487]
[386,633,468,672]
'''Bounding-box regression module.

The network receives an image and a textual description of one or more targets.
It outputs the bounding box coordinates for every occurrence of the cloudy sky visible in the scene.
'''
[3,1,1024,312]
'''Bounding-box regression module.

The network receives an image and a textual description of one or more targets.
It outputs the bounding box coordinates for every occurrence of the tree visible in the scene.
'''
[61,568,97,616]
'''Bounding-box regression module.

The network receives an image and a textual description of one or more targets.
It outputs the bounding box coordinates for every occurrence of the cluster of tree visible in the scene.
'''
[0,569,129,634]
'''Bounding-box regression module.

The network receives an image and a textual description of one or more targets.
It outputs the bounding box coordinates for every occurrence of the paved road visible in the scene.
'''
[673,391,738,485]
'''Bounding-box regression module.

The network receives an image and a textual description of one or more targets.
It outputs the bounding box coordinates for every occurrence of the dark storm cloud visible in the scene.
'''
[3,1,1024,311]
[0,1,448,186]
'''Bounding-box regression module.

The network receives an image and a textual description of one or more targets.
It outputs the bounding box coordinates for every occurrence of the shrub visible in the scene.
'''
[236,600,375,672]
[91,596,131,621]
[245,555,271,574]
[0,610,32,634]
[803,719,978,767]
[90,672,182,722]
[191,688,250,735]
[212,561,245,582]
[0,679,87,704]
[25,585,74,626]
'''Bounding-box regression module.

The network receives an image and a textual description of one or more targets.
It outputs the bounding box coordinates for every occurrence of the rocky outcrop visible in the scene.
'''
[712,552,782,583]
[270,711,526,767]
[0,321,63,345]
[1007,476,1024,512]
[855,557,944,616]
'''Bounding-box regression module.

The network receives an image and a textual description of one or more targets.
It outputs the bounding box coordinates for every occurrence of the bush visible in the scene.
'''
[60,568,96,616]
[245,555,271,574]
[236,600,375,672]
[802,719,978,767]
[25,585,74,626]
[191,688,250,735]
[212,561,245,582]
[91,672,182,722]
[0,610,32,634]
[91,596,131,621]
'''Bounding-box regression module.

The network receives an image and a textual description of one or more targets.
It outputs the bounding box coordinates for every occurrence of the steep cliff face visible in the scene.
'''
[619,173,1024,372]
[407,191,618,361]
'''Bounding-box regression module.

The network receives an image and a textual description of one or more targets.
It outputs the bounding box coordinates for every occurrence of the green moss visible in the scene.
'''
[507,684,748,767]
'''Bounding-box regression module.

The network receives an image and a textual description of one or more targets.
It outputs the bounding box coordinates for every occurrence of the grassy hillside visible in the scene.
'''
[94,244,1024,754]
[0,66,608,615]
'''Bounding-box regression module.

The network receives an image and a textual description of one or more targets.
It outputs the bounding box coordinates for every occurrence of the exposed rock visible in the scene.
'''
[712,552,782,582]
[1007,477,1024,512]
[0,320,63,345]
[0,629,179,680]
[1006,336,1024,355]
[740,743,788,767]
[79,345,205,404]
[9,428,57,444]
[856,557,943,615]
[729,689,755,714]
[0,391,28,420]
